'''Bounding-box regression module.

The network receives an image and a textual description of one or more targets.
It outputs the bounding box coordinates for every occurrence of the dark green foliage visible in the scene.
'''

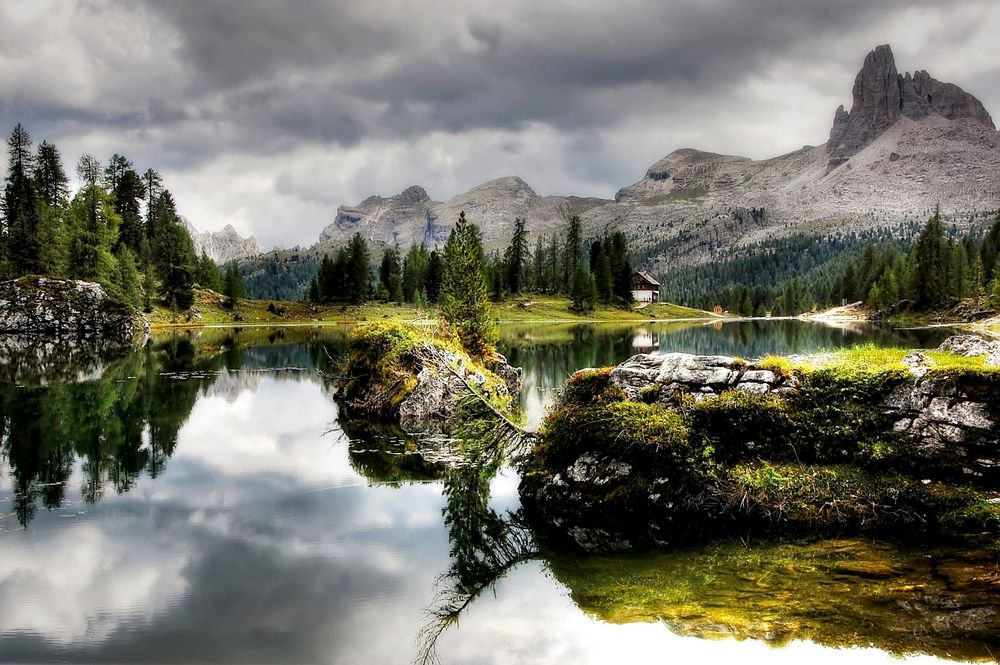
[426,250,444,303]
[402,243,430,302]
[441,212,498,355]
[113,245,142,308]
[912,206,948,308]
[194,251,222,291]
[222,263,245,309]
[150,191,196,310]
[569,262,596,313]
[33,140,69,208]
[3,123,41,274]
[307,236,370,304]
[504,218,529,294]
[105,155,146,255]
[379,246,403,301]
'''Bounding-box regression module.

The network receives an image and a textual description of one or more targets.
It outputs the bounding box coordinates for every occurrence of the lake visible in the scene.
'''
[2,320,996,664]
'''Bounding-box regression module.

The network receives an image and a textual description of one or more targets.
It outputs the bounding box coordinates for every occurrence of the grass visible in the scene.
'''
[491,295,716,322]
[807,344,995,373]
[145,290,718,329]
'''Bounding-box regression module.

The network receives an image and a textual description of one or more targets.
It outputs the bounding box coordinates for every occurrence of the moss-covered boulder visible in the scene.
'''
[520,348,1000,550]
[336,321,521,432]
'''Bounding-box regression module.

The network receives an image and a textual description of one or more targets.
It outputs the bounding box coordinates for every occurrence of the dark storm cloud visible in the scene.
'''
[119,0,943,143]
[0,0,995,248]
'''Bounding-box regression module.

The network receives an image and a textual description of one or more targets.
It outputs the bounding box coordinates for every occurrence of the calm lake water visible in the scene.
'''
[2,320,996,665]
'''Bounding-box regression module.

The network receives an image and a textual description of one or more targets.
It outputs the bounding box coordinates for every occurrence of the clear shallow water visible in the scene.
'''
[1,321,995,664]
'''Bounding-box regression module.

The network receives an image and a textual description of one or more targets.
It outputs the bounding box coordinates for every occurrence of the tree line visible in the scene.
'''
[307,214,634,314]
[843,208,1000,312]
[0,122,244,312]
[661,210,1000,316]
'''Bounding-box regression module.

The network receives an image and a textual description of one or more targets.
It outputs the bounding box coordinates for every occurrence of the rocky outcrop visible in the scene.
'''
[183,218,263,263]
[608,353,798,399]
[828,44,994,166]
[397,346,522,431]
[0,277,145,342]
[520,350,1000,550]
[938,334,1000,366]
[0,278,146,384]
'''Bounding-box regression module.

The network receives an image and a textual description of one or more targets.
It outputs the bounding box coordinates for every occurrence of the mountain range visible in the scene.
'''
[244,44,1000,298]
[183,218,263,264]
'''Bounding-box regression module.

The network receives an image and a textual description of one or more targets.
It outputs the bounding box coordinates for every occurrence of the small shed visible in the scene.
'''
[631,271,660,303]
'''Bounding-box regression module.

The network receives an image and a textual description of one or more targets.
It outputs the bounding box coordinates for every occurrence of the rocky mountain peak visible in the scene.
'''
[828,44,994,167]
[182,217,263,264]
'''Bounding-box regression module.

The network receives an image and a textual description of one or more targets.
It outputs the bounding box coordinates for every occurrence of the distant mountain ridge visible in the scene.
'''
[242,44,1000,300]
[183,219,263,264]
[318,176,609,248]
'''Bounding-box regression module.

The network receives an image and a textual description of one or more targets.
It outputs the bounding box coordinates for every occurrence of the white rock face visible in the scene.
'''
[182,218,263,263]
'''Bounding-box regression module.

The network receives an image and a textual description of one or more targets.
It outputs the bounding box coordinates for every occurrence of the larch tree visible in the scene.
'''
[440,212,497,356]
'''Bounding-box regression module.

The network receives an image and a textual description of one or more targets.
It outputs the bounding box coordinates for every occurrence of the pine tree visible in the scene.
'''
[379,247,403,301]
[194,251,222,291]
[68,155,120,285]
[971,254,985,309]
[222,264,245,309]
[911,207,948,309]
[562,216,582,291]
[345,233,370,303]
[504,218,529,295]
[114,245,141,308]
[402,244,429,302]
[531,235,545,292]
[570,262,596,313]
[33,141,69,208]
[426,250,443,302]
[3,123,41,274]
[440,212,497,356]
[149,191,195,310]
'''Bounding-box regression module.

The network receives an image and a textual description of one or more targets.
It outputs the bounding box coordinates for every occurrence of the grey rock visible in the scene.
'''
[938,334,1000,358]
[183,218,262,264]
[396,345,520,432]
[828,45,993,166]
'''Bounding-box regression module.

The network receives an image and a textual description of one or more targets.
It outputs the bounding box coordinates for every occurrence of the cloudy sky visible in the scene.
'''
[2,0,998,249]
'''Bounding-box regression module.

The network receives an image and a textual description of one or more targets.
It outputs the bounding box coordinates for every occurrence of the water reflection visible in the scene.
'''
[0,321,988,665]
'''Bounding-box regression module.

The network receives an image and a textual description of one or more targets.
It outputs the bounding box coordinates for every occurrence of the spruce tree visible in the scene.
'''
[912,207,948,309]
[504,218,529,295]
[345,233,370,303]
[426,250,443,302]
[379,247,403,301]
[222,264,245,309]
[33,141,69,208]
[440,212,497,356]
[3,123,41,274]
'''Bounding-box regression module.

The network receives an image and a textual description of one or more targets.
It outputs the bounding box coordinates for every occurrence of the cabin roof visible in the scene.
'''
[633,271,660,287]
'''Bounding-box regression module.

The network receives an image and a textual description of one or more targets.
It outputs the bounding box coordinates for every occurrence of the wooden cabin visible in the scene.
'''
[631,271,660,303]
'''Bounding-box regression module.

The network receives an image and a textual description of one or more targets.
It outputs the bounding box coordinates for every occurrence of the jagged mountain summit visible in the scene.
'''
[827,44,994,166]
[581,43,999,275]
[318,176,609,248]
[183,218,263,264]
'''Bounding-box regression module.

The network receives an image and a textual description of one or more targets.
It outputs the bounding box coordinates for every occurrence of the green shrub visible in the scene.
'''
[541,401,709,482]
[689,391,791,462]
[561,367,624,405]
